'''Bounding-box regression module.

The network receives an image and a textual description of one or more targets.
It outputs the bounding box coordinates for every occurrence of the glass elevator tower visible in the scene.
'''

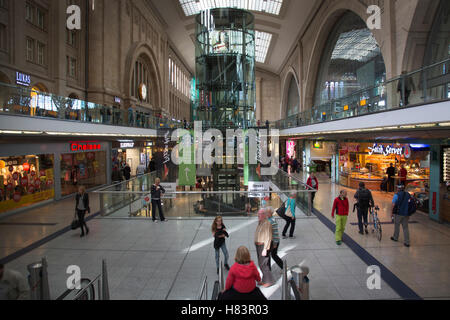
[194,8,256,195]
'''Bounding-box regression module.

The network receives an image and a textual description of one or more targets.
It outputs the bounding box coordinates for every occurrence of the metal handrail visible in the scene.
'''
[93,189,315,195]
[72,274,101,300]
[197,276,208,300]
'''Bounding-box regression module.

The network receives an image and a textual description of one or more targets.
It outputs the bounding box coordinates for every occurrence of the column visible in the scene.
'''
[54,152,62,200]
[429,145,441,222]
[255,77,262,122]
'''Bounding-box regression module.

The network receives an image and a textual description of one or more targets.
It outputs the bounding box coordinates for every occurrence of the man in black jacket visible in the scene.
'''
[386,164,396,192]
[354,182,374,235]
[151,178,166,222]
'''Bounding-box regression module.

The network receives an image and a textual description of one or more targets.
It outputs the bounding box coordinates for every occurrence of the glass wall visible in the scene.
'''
[314,11,386,107]
[0,154,54,214]
[61,151,107,196]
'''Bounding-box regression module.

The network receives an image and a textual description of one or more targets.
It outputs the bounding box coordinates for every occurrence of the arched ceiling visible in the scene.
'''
[149,0,322,74]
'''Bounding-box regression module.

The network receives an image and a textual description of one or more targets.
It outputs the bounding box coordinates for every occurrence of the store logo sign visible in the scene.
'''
[70,142,101,152]
[368,143,403,156]
[16,72,31,86]
[120,142,134,149]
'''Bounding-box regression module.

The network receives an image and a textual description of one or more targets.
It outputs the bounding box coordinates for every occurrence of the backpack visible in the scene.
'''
[357,189,371,206]
[408,197,418,216]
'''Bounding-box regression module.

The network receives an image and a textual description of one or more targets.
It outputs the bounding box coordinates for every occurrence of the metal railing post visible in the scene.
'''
[41,257,50,300]
[219,260,225,292]
[281,259,290,300]
[102,259,110,300]
[308,192,312,216]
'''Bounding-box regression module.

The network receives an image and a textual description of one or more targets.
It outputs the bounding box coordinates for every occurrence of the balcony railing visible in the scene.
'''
[0,82,184,130]
[274,58,450,130]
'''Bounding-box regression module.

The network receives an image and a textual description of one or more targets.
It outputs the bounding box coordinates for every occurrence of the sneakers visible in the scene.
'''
[336,241,342,246]
[282,235,288,239]
[390,237,398,242]
[154,220,159,223]
[161,219,168,223]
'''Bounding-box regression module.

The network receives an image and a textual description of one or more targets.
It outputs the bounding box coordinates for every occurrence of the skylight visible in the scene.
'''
[179,0,284,16]
[255,30,272,63]
[331,29,381,63]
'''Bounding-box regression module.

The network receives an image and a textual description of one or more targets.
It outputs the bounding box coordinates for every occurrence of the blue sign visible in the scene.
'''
[15,72,31,86]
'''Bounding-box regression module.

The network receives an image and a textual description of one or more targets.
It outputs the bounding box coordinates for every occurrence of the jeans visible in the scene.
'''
[215,243,229,269]
[151,200,165,221]
[393,215,410,245]
[282,217,296,237]
[357,206,369,233]
[76,209,88,235]
[270,242,283,270]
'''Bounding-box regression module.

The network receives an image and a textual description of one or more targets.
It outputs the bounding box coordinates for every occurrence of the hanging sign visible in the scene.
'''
[248,182,270,198]
[23,163,30,171]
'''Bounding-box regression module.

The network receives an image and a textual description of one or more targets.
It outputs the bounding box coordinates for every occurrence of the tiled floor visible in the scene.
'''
[293,172,450,300]
[1,172,449,300]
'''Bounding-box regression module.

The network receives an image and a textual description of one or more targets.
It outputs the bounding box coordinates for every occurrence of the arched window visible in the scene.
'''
[314,11,386,107]
[286,75,299,117]
[131,56,151,104]
[424,0,450,65]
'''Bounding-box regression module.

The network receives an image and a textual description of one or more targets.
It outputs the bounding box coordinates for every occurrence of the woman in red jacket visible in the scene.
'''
[331,190,349,246]
[219,246,267,301]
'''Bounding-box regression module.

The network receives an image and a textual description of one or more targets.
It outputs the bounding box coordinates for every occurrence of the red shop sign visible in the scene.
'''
[70,141,101,152]
[23,163,30,171]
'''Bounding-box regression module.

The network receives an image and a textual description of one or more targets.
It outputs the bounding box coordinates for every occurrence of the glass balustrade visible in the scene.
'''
[0,82,184,130]
[274,58,450,129]
[93,170,315,218]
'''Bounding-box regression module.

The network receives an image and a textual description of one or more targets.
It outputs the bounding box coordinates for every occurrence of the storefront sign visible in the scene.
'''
[120,142,135,149]
[368,143,404,156]
[404,145,412,159]
[23,163,30,171]
[70,142,102,152]
[15,72,31,86]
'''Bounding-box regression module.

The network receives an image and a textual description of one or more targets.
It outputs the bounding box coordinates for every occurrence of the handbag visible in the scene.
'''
[276,201,287,217]
[285,201,294,218]
[71,211,80,230]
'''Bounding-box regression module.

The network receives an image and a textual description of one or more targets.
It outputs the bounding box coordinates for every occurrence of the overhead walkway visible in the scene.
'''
[274,59,450,136]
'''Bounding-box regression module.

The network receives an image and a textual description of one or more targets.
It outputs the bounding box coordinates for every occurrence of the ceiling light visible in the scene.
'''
[415,123,437,128]
[1,130,23,134]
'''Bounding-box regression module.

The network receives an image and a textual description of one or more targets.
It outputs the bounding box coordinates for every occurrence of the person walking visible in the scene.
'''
[219,246,267,301]
[122,163,131,181]
[282,192,297,239]
[267,207,283,270]
[212,216,231,274]
[0,264,29,300]
[354,182,374,235]
[151,178,166,222]
[391,185,412,247]
[386,163,396,192]
[307,172,319,206]
[75,186,90,237]
[254,210,274,288]
[332,190,349,246]
[111,164,123,191]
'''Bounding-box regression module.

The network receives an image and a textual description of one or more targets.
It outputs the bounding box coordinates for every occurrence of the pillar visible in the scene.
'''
[429,145,441,222]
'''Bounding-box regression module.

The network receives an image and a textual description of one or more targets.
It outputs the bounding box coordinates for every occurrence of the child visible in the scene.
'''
[219,246,267,301]
[212,216,230,274]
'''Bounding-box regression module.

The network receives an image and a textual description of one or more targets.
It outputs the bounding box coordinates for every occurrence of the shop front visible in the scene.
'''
[0,141,111,216]
[339,142,430,191]
[112,140,155,175]
[0,154,55,214]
